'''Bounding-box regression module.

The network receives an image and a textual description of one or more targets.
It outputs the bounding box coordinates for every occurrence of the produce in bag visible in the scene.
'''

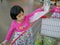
[44,36,55,45]
[35,32,42,45]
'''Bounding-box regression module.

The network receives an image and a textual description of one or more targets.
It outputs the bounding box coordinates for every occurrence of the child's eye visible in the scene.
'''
[18,15,21,17]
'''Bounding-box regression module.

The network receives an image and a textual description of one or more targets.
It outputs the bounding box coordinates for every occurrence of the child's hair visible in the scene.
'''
[10,5,24,20]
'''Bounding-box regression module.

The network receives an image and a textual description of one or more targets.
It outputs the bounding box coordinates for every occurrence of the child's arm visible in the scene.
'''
[40,6,56,18]
[5,21,15,41]
[40,6,55,18]
[2,21,15,45]
[29,0,50,23]
[26,7,43,22]
[26,7,43,18]
[43,0,50,11]
[30,9,50,23]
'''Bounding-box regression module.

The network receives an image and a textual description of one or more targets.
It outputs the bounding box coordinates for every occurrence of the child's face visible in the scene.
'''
[56,1,60,7]
[16,11,24,22]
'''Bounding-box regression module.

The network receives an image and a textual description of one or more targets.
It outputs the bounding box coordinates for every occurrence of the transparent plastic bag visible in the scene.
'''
[35,32,42,45]
[44,36,55,45]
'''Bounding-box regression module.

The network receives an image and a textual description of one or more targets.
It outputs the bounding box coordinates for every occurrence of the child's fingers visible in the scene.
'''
[0,41,7,45]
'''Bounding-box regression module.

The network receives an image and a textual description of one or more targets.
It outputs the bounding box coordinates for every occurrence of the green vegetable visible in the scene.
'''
[44,37,55,45]
[35,32,42,45]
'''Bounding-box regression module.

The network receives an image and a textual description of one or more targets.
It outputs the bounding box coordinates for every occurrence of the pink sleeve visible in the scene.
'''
[5,21,15,41]
[26,8,43,18]
[50,6,56,13]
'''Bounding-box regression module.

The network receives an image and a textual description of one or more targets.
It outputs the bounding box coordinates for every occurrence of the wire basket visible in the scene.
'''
[41,18,60,38]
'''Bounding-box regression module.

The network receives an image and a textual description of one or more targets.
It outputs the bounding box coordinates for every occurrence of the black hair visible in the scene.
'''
[10,5,24,20]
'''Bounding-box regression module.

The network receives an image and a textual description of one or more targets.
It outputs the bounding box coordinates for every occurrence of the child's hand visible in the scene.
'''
[41,7,44,11]
[1,40,8,45]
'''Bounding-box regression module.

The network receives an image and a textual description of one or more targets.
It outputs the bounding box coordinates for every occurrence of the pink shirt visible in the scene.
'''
[50,6,60,13]
[5,16,31,41]
[5,8,46,41]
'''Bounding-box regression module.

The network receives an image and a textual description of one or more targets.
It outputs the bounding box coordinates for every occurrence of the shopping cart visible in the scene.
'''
[41,18,60,45]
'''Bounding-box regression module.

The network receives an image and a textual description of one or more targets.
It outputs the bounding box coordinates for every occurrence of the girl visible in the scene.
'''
[50,0,60,18]
[1,5,49,45]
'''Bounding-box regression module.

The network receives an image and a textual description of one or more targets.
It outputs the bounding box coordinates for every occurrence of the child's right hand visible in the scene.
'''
[41,7,44,11]
[1,40,8,45]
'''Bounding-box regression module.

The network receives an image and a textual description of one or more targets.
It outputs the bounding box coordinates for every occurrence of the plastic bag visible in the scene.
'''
[35,32,42,45]
[44,36,55,45]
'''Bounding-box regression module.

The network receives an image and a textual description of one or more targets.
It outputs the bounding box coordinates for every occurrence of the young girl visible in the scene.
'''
[1,4,50,45]
[50,0,60,18]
